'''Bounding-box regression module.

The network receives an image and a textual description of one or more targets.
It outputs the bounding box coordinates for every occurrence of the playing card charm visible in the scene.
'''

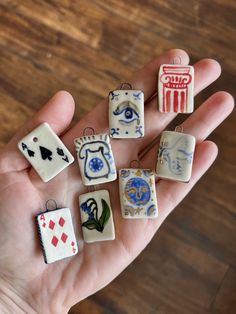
[79,189,115,243]
[109,83,144,138]
[36,201,78,264]
[18,123,74,182]
[119,167,158,219]
[74,131,117,185]
[158,64,194,113]
[156,128,196,182]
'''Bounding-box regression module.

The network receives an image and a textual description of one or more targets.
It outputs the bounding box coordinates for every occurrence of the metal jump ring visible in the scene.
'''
[87,185,97,192]
[175,125,184,133]
[172,56,182,65]
[83,127,95,136]
[130,159,142,169]
[45,199,58,211]
[120,82,132,90]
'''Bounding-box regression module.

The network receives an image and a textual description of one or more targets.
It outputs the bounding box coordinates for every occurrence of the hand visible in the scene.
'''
[0,49,234,314]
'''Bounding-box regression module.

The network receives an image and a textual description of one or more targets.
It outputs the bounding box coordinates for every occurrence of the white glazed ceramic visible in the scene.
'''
[156,130,196,182]
[18,123,74,182]
[158,64,194,113]
[119,169,158,219]
[109,89,144,138]
[36,207,78,264]
[74,134,117,186]
[79,190,115,243]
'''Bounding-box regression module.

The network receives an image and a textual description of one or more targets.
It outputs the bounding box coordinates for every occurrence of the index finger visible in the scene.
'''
[64,49,190,144]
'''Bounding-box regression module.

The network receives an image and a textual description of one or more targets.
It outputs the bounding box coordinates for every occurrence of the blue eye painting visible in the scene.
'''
[113,101,140,125]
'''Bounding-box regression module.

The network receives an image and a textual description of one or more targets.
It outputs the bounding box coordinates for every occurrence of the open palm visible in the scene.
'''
[0,49,234,314]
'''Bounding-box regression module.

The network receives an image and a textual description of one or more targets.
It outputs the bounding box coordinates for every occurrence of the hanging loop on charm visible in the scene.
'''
[172,56,182,65]
[83,127,95,136]
[45,199,58,212]
[120,82,132,90]
[130,159,142,169]
[175,125,184,133]
[87,185,97,192]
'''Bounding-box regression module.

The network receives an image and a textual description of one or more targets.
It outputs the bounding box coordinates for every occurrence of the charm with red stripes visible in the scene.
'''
[158,64,194,113]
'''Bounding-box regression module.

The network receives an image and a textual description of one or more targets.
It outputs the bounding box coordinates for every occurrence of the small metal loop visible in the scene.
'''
[175,125,184,133]
[45,199,58,212]
[88,185,97,192]
[83,127,95,136]
[172,56,182,65]
[130,159,142,169]
[120,82,132,90]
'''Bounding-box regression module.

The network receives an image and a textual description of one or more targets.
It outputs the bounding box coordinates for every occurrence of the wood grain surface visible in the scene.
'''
[0,1,235,313]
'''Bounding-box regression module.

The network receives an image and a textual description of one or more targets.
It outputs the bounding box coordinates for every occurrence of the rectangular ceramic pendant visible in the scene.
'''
[36,207,78,264]
[79,189,115,243]
[109,89,144,138]
[119,169,158,219]
[156,130,196,182]
[158,64,194,113]
[18,123,74,182]
[74,134,117,185]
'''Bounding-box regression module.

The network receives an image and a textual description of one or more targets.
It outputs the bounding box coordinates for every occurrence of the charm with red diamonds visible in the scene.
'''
[36,200,78,264]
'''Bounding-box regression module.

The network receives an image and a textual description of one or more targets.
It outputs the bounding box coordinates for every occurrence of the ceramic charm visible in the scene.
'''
[74,133,117,185]
[109,84,144,138]
[119,168,158,219]
[18,123,74,182]
[156,130,196,182]
[158,64,194,113]
[36,203,78,264]
[79,189,115,243]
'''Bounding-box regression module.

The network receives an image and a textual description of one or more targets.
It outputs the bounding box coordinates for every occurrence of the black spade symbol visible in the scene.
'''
[62,156,69,163]
[39,146,53,161]
[27,149,35,157]
[57,148,64,156]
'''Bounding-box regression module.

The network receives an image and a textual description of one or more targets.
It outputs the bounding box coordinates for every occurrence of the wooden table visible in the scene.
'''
[0,1,235,313]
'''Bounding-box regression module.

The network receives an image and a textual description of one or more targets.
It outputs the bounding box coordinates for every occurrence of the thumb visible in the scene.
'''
[0,91,75,173]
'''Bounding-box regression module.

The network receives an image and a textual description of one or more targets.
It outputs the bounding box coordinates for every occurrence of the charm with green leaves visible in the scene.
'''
[81,198,110,232]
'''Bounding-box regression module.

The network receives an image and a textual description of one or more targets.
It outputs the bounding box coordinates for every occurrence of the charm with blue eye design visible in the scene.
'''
[109,85,144,138]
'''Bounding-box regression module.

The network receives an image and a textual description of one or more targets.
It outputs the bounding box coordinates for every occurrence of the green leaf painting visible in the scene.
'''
[81,198,111,233]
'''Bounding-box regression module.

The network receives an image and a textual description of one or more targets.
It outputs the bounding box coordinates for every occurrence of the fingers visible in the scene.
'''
[141,91,234,170]
[150,141,218,232]
[63,49,190,142]
[136,59,222,155]
[129,49,189,101]
[176,91,234,143]
[0,91,75,173]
